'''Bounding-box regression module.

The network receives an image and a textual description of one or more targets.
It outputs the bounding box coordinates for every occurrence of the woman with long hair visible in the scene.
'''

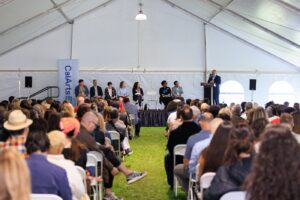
[204,126,253,200]
[132,81,144,108]
[198,121,233,176]
[0,149,31,200]
[117,81,129,98]
[244,125,300,200]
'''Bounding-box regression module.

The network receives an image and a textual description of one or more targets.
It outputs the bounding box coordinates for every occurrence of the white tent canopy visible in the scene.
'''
[0,0,299,105]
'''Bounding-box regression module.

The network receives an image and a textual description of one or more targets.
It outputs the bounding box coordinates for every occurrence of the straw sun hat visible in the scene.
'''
[4,110,33,131]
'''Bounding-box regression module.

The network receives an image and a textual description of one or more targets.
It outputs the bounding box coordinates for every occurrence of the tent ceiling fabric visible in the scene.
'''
[0,0,299,67]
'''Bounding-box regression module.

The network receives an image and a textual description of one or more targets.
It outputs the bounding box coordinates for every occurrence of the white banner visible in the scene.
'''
[58,59,79,105]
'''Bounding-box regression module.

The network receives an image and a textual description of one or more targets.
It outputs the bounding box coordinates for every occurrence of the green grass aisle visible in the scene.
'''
[113,127,186,200]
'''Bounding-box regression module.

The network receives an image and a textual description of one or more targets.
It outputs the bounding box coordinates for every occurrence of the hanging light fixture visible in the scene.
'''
[135,3,147,21]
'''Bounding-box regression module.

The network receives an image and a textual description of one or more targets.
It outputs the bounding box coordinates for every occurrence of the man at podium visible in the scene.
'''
[207,69,221,105]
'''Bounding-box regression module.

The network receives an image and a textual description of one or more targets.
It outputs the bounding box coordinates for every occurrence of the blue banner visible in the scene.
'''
[58,59,79,105]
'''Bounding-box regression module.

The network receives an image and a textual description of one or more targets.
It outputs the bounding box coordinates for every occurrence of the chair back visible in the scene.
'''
[76,166,87,193]
[105,137,111,145]
[107,130,121,158]
[200,172,216,189]
[86,153,98,177]
[30,194,62,200]
[88,151,103,177]
[220,191,247,200]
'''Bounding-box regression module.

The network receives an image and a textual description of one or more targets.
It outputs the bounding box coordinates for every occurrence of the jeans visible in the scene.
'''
[164,153,174,188]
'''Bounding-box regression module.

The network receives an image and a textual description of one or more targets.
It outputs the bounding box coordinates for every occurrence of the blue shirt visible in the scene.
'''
[189,135,213,173]
[118,87,129,97]
[184,130,211,160]
[26,154,72,200]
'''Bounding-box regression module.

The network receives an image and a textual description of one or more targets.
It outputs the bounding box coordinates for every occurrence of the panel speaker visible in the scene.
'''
[25,76,32,88]
[249,79,256,90]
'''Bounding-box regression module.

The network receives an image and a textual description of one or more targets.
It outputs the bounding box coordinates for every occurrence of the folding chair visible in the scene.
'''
[86,153,98,200]
[105,137,111,145]
[88,151,104,200]
[187,164,200,200]
[173,144,187,197]
[199,172,216,200]
[220,191,246,200]
[129,114,136,138]
[108,130,121,159]
[30,194,62,200]
[76,166,88,193]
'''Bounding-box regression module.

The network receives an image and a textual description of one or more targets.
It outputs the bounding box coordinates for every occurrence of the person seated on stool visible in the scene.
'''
[132,82,144,108]
[118,81,130,98]
[75,79,89,98]
[90,79,103,99]
[172,81,184,101]
[104,82,117,101]
[159,80,173,108]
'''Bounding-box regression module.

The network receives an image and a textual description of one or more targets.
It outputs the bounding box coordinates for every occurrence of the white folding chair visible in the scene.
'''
[146,91,158,109]
[88,151,103,200]
[173,144,187,197]
[108,130,121,159]
[86,153,98,200]
[129,114,136,137]
[187,164,200,200]
[105,137,111,145]
[199,172,216,200]
[30,194,62,200]
[76,166,88,193]
[220,191,247,200]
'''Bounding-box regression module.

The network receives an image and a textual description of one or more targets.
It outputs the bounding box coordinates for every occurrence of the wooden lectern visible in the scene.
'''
[201,82,214,105]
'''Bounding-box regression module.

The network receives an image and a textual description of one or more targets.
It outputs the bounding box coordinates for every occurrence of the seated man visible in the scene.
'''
[25,130,72,200]
[165,106,200,188]
[47,130,85,200]
[123,97,141,137]
[77,111,147,200]
[174,112,213,193]
[0,110,32,156]
[106,108,132,155]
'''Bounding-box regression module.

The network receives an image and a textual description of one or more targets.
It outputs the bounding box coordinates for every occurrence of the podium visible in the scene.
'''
[201,82,214,105]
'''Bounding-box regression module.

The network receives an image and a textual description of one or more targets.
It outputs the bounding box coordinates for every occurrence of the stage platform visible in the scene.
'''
[140,109,168,127]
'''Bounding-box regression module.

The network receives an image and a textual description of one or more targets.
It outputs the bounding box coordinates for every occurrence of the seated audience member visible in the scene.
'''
[75,79,89,98]
[60,117,88,169]
[190,100,201,120]
[25,130,72,200]
[47,112,62,132]
[90,79,103,99]
[204,126,253,200]
[294,102,300,111]
[166,100,182,125]
[198,121,233,176]
[77,111,146,200]
[62,101,76,117]
[29,118,48,132]
[250,118,269,152]
[200,103,210,113]
[249,107,268,126]
[165,106,200,188]
[292,111,300,134]
[0,110,32,156]
[217,107,231,121]
[105,82,117,101]
[159,80,173,108]
[280,113,300,143]
[172,81,184,99]
[241,102,253,119]
[117,81,130,98]
[48,130,85,200]
[174,112,213,193]
[244,125,300,200]
[0,149,31,200]
[123,97,141,137]
[132,81,144,108]
[106,108,132,154]
[209,105,220,118]
[189,118,223,176]
[166,107,184,137]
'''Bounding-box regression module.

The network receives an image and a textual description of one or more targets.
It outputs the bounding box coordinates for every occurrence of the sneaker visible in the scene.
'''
[126,171,147,184]
[103,193,123,200]
[125,149,133,156]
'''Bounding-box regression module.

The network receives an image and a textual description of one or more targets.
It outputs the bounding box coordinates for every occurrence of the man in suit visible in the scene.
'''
[207,69,221,105]
[90,80,103,98]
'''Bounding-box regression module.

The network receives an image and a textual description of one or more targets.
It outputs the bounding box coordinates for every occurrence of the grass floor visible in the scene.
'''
[113,127,186,200]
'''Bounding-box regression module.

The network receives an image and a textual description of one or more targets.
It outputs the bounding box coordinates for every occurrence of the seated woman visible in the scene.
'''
[104,82,117,101]
[204,126,253,200]
[0,149,31,200]
[132,82,144,108]
[117,81,130,98]
[198,121,233,176]
[244,125,300,200]
[159,80,173,108]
